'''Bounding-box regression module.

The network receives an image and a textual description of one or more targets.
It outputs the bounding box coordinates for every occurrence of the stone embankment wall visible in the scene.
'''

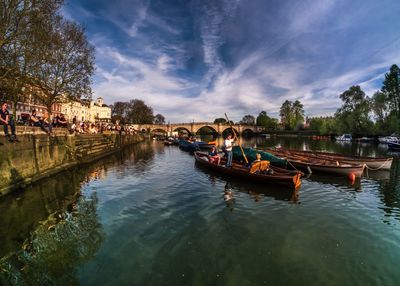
[0,127,144,196]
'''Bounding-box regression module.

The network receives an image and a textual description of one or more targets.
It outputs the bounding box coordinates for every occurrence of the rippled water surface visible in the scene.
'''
[1,138,400,286]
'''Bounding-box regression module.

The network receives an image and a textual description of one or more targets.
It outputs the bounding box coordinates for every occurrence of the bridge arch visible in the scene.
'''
[222,127,239,137]
[242,128,255,136]
[195,125,218,135]
[173,127,192,136]
[150,128,168,135]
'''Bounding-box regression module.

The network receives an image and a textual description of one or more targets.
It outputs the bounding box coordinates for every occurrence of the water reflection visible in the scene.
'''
[0,194,103,286]
[0,143,155,258]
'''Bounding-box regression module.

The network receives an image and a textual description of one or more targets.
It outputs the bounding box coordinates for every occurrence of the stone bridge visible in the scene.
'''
[134,122,263,136]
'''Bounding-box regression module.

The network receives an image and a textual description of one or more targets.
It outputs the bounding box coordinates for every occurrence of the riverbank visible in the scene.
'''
[0,127,144,196]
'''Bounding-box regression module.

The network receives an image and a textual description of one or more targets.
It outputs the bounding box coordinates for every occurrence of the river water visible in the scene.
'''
[1,137,400,286]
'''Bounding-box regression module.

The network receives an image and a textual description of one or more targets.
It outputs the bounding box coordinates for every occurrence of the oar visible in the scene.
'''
[224,113,248,164]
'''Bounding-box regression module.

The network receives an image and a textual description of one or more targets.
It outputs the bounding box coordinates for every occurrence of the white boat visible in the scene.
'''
[336,134,352,141]
[378,136,399,144]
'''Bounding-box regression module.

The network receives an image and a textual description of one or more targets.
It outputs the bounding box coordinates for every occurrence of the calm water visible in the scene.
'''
[1,137,400,286]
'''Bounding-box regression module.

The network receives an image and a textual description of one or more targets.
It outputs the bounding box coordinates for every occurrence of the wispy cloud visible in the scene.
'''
[64,0,400,122]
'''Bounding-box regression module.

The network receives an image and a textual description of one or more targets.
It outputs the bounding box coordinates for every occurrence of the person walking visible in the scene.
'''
[224,133,235,167]
[0,102,18,142]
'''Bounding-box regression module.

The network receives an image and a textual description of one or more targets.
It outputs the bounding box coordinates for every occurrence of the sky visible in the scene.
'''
[62,0,400,123]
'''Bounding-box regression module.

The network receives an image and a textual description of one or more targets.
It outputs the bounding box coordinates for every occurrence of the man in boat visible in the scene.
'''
[208,146,221,165]
[224,133,235,167]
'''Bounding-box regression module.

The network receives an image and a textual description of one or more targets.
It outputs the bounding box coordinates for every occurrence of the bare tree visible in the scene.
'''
[32,18,95,113]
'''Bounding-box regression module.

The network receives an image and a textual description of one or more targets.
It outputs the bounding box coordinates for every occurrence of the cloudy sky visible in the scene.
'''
[62,0,400,122]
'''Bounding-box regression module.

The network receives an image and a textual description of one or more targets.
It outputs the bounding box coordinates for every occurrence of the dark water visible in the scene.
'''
[1,137,400,286]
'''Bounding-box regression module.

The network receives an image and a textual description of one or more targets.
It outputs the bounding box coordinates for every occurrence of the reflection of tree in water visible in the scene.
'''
[0,193,104,286]
[379,159,400,221]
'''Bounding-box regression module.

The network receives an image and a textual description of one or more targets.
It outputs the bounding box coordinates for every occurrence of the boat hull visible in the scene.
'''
[273,149,393,171]
[194,152,302,189]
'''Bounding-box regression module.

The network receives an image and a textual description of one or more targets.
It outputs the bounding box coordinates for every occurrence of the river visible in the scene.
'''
[1,137,400,286]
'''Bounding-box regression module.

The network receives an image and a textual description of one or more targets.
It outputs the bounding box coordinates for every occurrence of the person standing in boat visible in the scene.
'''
[224,133,235,167]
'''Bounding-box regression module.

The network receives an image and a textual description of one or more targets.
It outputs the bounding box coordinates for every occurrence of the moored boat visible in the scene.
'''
[336,134,352,141]
[269,148,393,171]
[388,142,400,151]
[378,136,399,144]
[263,149,365,177]
[194,151,302,189]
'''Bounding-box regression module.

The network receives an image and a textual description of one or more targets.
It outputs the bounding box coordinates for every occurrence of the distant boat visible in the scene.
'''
[358,137,375,143]
[336,134,352,141]
[378,136,399,144]
[388,142,400,151]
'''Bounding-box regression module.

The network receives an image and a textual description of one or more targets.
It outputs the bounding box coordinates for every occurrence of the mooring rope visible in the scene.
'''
[363,158,392,171]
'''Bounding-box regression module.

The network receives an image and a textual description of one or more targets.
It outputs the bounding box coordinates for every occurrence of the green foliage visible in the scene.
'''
[334,85,373,134]
[308,117,337,134]
[111,99,154,124]
[154,113,165,124]
[279,100,305,130]
[240,114,255,125]
[382,64,400,118]
[256,111,278,130]
[213,118,226,124]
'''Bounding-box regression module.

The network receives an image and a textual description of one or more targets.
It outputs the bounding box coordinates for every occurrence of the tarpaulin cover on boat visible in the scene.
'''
[232,146,287,168]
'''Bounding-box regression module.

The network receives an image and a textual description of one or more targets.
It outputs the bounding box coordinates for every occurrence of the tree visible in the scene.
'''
[240,114,255,125]
[111,101,129,123]
[292,100,305,128]
[214,118,227,124]
[32,18,95,114]
[126,99,154,124]
[154,113,165,124]
[382,64,400,118]
[279,100,293,130]
[256,111,278,130]
[308,117,337,134]
[0,0,64,116]
[334,85,373,134]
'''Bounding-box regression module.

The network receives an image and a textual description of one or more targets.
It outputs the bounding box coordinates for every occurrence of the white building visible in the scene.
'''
[61,97,111,123]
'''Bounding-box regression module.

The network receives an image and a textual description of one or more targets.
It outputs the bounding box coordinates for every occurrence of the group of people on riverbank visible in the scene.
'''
[0,101,138,142]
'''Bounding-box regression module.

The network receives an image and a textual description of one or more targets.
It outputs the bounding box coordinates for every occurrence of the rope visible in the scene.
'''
[363,158,392,171]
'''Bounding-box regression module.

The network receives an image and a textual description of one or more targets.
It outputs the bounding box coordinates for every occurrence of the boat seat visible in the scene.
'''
[249,160,270,174]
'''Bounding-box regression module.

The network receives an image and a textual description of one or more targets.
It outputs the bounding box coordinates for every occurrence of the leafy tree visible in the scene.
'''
[308,116,337,134]
[279,100,293,130]
[126,99,154,124]
[292,100,305,128]
[382,64,400,118]
[240,114,255,125]
[111,101,129,123]
[154,113,165,124]
[214,118,227,124]
[256,111,278,130]
[334,85,373,134]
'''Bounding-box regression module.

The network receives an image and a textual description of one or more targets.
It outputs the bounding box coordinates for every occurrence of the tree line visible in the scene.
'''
[310,64,400,136]
[0,0,94,116]
[111,99,165,124]
[213,64,400,136]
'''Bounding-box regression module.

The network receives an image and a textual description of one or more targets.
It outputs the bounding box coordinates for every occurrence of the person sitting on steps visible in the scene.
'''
[0,102,19,142]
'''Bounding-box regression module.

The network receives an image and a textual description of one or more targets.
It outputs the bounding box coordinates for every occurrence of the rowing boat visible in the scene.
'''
[266,149,366,177]
[269,148,392,171]
[194,151,302,189]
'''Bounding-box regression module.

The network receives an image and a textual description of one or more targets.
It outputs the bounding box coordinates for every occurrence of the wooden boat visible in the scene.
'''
[388,142,400,151]
[269,148,393,171]
[266,149,365,177]
[194,151,302,189]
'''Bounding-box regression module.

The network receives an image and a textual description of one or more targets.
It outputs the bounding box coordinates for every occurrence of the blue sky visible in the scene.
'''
[62,0,400,122]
